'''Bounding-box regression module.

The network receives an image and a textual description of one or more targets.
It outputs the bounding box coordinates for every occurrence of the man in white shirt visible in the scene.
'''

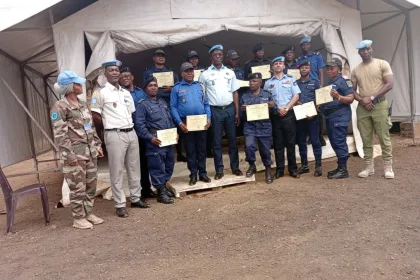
[199,45,243,180]
[91,60,149,218]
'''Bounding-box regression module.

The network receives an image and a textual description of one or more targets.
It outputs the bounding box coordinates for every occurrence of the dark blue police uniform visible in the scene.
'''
[143,66,179,105]
[125,86,152,194]
[284,59,299,74]
[170,80,211,179]
[134,96,175,190]
[320,74,353,165]
[240,89,276,167]
[297,52,325,81]
[296,78,322,162]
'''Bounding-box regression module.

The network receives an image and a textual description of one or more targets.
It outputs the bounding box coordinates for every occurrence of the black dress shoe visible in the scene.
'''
[164,186,175,198]
[297,161,310,174]
[275,170,284,179]
[214,172,224,180]
[141,189,156,198]
[116,207,129,218]
[199,176,211,183]
[189,176,197,186]
[328,164,349,179]
[177,154,187,162]
[265,168,273,184]
[246,164,257,177]
[157,189,174,204]
[232,169,243,176]
[289,170,300,178]
[320,136,327,146]
[131,198,150,208]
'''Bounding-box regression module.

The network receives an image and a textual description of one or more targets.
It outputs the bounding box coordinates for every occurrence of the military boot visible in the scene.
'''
[265,167,273,184]
[297,161,310,174]
[73,218,93,229]
[314,160,322,177]
[246,164,257,177]
[327,162,339,176]
[328,164,349,179]
[157,187,174,204]
[384,159,395,179]
[358,158,374,178]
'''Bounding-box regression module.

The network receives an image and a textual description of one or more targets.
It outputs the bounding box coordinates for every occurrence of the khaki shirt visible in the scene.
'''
[90,82,135,129]
[351,58,393,98]
[51,97,102,162]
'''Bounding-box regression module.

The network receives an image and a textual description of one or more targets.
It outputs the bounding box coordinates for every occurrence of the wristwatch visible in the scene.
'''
[285,107,289,112]
[370,96,375,101]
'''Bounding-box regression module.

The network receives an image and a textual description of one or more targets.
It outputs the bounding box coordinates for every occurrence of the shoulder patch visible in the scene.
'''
[51,112,59,121]
[346,79,353,87]
[293,81,297,86]
[92,97,97,104]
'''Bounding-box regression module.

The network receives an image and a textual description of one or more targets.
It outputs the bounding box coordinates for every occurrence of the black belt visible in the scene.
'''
[211,103,234,110]
[105,127,134,132]
[372,95,386,105]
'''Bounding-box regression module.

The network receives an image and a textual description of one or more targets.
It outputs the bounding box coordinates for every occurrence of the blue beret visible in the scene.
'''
[102,60,122,68]
[357,40,373,49]
[300,36,311,45]
[271,56,285,64]
[209,44,223,54]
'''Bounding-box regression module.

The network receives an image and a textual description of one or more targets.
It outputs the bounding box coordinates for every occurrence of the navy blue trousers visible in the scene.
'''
[145,141,174,189]
[272,111,297,172]
[296,117,322,161]
[182,129,207,178]
[211,104,239,173]
[245,135,272,166]
[325,110,351,164]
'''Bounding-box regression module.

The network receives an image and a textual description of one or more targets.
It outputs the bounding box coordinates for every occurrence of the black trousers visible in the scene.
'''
[138,137,152,193]
[182,130,208,178]
[272,111,297,172]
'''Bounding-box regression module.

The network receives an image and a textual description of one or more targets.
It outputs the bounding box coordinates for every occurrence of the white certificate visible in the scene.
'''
[315,85,333,105]
[157,128,177,147]
[187,114,207,131]
[246,103,269,121]
[251,65,271,79]
[287,69,301,81]
[153,72,174,87]
[193,70,203,82]
[293,101,318,120]
[237,80,250,88]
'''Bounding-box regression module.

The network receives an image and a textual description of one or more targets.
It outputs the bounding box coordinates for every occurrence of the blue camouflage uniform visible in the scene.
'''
[170,80,211,179]
[134,96,175,190]
[240,89,277,167]
[320,74,353,165]
[264,71,300,173]
[297,52,325,81]
[296,77,322,161]
[143,66,179,105]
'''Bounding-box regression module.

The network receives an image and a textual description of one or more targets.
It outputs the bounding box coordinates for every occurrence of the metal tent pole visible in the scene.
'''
[405,10,416,144]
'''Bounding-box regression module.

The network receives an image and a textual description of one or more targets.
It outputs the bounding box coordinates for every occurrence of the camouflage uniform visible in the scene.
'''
[51,98,102,219]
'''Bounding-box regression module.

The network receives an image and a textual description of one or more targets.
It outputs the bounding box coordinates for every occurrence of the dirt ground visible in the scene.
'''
[0,135,419,280]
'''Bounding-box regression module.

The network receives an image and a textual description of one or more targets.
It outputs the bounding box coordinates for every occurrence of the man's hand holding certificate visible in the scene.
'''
[293,101,318,120]
[246,103,270,121]
[156,128,177,147]
[315,85,334,105]
[251,65,271,79]
[153,72,174,87]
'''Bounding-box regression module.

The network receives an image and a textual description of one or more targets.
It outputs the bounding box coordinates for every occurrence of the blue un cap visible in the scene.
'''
[300,36,311,45]
[208,44,223,54]
[102,60,122,68]
[57,71,86,86]
[271,56,285,65]
[357,40,373,49]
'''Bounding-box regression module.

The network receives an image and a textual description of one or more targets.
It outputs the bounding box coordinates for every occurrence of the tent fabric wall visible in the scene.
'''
[0,53,32,167]
[24,70,54,154]
[339,0,419,121]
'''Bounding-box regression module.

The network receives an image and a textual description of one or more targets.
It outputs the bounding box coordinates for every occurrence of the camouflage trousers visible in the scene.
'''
[63,158,98,219]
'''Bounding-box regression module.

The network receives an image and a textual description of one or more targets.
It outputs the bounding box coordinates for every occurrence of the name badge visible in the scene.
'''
[84,123,92,131]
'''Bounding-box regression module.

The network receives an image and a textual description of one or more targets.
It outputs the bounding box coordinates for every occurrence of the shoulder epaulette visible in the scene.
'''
[138,98,145,104]
[173,81,180,86]
[314,52,321,55]
[245,60,251,65]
